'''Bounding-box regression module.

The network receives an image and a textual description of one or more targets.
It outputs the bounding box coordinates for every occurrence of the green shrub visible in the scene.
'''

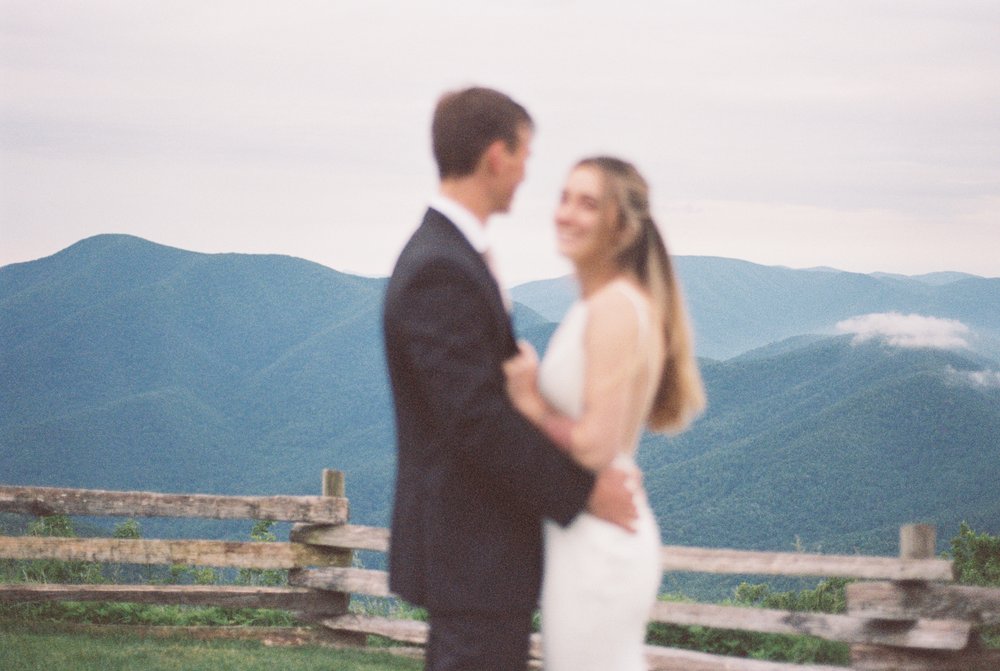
[947,522,1000,647]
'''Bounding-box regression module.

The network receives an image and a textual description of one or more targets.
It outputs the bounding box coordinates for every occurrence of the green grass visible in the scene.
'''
[0,620,422,671]
[0,601,297,627]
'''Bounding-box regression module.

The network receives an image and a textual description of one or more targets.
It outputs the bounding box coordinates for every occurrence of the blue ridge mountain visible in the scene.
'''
[2,235,998,560]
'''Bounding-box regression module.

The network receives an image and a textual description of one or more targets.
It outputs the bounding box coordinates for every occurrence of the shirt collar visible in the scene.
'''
[429,193,490,254]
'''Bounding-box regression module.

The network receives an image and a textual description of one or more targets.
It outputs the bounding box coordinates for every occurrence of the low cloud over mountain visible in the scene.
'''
[836,312,971,350]
[947,366,1000,390]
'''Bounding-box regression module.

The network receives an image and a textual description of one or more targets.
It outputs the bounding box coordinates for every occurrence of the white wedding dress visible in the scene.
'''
[538,280,662,671]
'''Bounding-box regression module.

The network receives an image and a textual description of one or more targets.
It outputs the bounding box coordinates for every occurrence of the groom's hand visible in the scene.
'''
[503,340,543,420]
[586,463,641,533]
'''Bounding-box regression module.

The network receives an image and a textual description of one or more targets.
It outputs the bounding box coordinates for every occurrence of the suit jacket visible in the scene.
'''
[382,207,595,614]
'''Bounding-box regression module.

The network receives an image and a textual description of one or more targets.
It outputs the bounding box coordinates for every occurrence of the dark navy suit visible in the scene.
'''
[383,208,594,669]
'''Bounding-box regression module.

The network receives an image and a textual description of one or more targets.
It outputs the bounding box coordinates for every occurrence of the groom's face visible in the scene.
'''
[492,124,533,214]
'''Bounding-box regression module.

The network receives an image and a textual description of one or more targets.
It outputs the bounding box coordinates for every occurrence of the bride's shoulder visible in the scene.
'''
[588,278,650,317]
[584,279,649,339]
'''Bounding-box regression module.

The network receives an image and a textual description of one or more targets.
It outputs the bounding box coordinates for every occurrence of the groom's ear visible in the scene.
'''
[481,139,508,175]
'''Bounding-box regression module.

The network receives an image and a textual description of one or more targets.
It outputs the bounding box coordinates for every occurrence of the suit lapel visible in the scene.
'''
[423,209,518,356]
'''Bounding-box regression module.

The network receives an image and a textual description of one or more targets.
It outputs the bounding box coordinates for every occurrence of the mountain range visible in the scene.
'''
[2,234,998,566]
[512,257,1000,361]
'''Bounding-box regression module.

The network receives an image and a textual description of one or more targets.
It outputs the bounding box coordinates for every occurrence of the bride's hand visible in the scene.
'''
[503,341,544,421]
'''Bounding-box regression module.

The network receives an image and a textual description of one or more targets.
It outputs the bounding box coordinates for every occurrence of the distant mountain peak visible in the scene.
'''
[870,270,984,285]
[800,266,845,273]
[57,232,191,258]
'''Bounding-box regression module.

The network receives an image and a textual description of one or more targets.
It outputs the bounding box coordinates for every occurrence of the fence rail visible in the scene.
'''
[0,485,347,523]
[0,583,330,611]
[2,472,999,671]
[656,544,954,581]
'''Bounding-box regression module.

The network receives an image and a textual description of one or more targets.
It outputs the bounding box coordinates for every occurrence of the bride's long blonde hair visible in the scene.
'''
[577,156,706,433]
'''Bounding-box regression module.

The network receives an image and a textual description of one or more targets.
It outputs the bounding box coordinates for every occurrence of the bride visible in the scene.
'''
[504,156,706,670]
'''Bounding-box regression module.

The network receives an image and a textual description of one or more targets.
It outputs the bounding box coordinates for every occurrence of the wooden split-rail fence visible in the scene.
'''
[1,470,998,670]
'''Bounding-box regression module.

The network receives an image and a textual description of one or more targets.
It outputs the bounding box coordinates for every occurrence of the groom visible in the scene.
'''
[383,86,639,671]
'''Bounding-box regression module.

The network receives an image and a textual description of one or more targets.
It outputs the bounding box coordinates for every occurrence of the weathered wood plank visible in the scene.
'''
[644,645,847,671]
[289,523,390,552]
[661,545,954,581]
[650,600,971,649]
[851,642,1000,671]
[320,614,428,644]
[61,623,342,647]
[315,617,849,670]
[288,566,392,597]
[0,536,344,569]
[0,583,346,613]
[292,526,956,582]
[0,486,348,523]
[848,581,1000,625]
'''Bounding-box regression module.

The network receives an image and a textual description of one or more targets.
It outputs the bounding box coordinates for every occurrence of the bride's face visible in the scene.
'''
[554,166,620,266]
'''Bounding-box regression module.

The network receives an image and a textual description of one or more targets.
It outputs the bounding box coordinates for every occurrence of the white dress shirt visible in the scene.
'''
[429,194,489,254]
[429,194,511,311]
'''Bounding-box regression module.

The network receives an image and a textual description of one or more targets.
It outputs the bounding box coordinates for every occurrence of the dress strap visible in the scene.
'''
[610,280,662,411]
[610,280,650,347]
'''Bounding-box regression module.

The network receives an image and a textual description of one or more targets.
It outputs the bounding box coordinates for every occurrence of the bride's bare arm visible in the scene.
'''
[503,287,647,471]
[503,341,575,449]
[568,288,644,470]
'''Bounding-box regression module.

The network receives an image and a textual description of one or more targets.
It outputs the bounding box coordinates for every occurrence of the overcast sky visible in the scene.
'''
[2,0,998,285]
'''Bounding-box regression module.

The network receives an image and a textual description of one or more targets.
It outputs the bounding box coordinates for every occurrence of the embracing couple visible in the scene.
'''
[382,86,706,671]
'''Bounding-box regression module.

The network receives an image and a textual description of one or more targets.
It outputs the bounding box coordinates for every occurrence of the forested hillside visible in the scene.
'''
[1,235,394,529]
[3,235,998,558]
[638,336,1000,555]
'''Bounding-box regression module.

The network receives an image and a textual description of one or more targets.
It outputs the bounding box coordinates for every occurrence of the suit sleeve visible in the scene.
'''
[390,259,594,525]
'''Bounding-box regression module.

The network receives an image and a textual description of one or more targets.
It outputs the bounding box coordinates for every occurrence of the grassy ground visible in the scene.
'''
[0,620,423,671]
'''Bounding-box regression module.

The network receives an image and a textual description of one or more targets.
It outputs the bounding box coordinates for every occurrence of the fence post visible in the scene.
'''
[899,524,936,561]
[307,469,366,646]
[322,469,346,500]
[849,525,938,670]
[849,524,997,671]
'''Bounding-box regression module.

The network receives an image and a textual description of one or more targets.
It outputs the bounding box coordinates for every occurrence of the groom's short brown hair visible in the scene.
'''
[432,86,533,179]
